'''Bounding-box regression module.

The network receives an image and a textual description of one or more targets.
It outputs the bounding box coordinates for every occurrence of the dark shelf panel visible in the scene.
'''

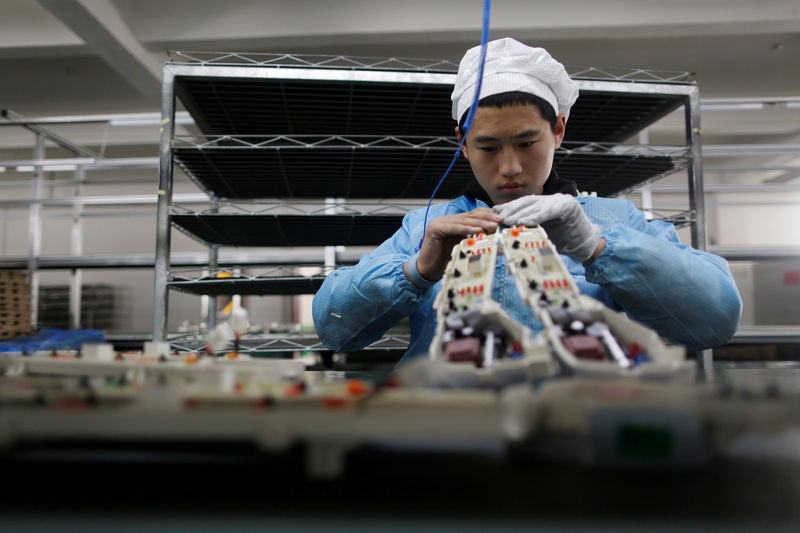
[176,77,455,137]
[171,214,403,247]
[169,275,325,296]
[174,143,474,200]
[175,142,680,199]
[174,75,688,144]
[556,150,679,197]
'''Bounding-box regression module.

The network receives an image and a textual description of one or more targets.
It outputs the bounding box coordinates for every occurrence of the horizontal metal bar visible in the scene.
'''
[167,64,457,86]
[730,326,800,344]
[703,144,800,156]
[0,193,209,208]
[0,157,159,171]
[572,79,695,95]
[704,166,800,172]
[0,111,194,127]
[701,96,800,111]
[650,183,800,193]
[708,245,800,261]
[0,250,364,270]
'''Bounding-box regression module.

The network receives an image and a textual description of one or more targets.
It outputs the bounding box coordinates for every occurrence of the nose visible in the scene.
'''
[498,147,522,177]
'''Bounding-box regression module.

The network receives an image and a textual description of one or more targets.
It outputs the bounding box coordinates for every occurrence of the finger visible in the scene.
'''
[430,220,498,238]
[468,207,504,222]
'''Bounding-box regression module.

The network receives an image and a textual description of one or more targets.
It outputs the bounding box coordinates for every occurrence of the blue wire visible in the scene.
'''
[416,0,492,252]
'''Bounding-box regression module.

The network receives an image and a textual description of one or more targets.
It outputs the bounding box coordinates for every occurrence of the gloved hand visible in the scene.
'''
[493,193,603,263]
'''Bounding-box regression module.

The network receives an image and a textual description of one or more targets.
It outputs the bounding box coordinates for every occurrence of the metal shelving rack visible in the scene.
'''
[152,52,707,349]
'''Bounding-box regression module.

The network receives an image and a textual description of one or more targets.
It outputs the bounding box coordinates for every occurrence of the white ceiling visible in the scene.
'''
[0,0,799,182]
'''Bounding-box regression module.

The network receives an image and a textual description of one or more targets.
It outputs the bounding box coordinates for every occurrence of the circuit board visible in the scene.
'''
[499,225,580,311]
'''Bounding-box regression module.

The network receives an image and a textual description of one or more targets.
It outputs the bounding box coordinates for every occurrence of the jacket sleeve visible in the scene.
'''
[584,202,742,350]
[312,212,434,352]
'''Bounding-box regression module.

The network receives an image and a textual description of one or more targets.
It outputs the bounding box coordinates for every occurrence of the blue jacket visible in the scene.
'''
[312,195,742,360]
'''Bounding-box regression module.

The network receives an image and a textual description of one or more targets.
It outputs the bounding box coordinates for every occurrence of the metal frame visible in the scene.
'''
[168,330,411,354]
[151,56,708,364]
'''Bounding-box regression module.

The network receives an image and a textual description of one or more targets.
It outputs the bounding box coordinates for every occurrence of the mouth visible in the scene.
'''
[499,183,525,193]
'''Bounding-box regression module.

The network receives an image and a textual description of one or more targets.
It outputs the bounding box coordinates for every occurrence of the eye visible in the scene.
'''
[519,141,535,148]
[477,146,497,153]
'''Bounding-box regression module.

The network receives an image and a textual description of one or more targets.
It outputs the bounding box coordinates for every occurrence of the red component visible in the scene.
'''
[234,382,244,394]
[561,335,606,360]
[467,286,471,294]
[460,288,465,297]
[467,237,475,246]
[511,227,520,237]
[510,340,524,353]
[626,342,646,358]
[285,382,305,397]
[323,397,347,409]
[114,352,124,361]
[480,285,484,293]
[445,337,482,367]
[347,379,369,397]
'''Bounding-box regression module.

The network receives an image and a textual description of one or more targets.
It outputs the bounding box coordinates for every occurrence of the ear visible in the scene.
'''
[553,115,567,149]
[455,126,469,160]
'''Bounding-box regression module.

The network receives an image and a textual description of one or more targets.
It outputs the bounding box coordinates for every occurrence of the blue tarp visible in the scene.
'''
[0,328,106,353]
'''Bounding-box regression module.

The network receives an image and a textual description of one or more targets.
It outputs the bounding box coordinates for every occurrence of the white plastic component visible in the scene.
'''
[205,322,234,352]
[143,341,171,359]
[427,300,555,385]
[81,343,115,362]
[544,295,692,379]
[229,306,250,335]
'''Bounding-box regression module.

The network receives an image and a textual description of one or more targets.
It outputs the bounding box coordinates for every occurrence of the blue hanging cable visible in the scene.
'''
[416,0,492,252]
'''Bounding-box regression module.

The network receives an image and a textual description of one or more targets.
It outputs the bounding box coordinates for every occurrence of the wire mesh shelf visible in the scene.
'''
[172,137,689,200]
[168,330,410,354]
[167,51,695,84]
[168,265,334,295]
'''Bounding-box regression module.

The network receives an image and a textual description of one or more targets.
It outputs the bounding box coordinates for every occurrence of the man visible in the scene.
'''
[313,37,741,362]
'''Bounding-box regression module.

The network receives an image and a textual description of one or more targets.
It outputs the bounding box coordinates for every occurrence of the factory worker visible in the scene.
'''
[313,37,741,361]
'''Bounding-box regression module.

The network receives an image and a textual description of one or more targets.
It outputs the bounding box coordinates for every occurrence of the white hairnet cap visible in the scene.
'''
[451,37,579,124]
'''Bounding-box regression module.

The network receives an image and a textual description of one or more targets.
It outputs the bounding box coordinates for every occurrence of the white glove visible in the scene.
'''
[493,193,602,263]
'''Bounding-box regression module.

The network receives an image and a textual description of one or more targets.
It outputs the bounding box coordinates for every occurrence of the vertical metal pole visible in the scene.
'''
[152,66,175,341]
[69,166,85,329]
[28,133,45,330]
[685,87,713,376]
[685,88,707,252]
[637,129,653,221]
[206,245,219,331]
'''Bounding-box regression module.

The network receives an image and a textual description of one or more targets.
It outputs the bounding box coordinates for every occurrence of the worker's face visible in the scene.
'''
[457,104,566,205]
